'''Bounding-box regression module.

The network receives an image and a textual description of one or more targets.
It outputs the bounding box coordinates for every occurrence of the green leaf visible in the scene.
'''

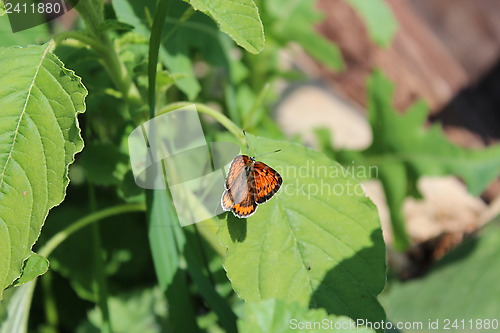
[264,0,344,70]
[239,299,376,333]
[385,218,500,332]
[347,0,397,47]
[12,252,49,287]
[0,282,36,333]
[182,0,265,54]
[77,287,168,333]
[218,134,386,331]
[0,43,86,299]
[99,19,135,32]
[337,71,500,249]
[293,30,344,71]
[183,227,237,333]
[146,189,201,332]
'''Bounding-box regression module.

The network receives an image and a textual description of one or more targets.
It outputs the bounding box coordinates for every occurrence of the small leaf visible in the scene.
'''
[0,43,86,299]
[239,299,376,333]
[182,0,265,54]
[218,134,386,331]
[264,0,344,70]
[385,218,500,331]
[99,19,135,32]
[347,0,398,47]
[12,252,48,287]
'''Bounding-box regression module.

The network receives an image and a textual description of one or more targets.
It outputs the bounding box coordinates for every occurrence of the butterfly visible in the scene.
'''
[221,155,283,218]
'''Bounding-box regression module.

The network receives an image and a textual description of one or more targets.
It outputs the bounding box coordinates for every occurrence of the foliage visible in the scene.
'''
[322,71,500,249]
[384,217,500,332]
[0,0,496,333]
[347,0,397,47]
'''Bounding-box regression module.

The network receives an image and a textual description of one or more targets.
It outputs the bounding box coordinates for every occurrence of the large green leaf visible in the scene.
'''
[182,0,265,54]
[347,0,397,47]
[0,43,86,299]
[337,71,500,249]
[218,134,386,332]
[239,299,376,333]
[385,217,500,333]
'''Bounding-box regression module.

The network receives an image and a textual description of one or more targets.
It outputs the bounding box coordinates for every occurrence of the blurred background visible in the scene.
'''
[275,0,500,264]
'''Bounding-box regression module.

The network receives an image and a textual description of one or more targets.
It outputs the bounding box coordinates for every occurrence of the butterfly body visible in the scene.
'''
[221,155,283,218]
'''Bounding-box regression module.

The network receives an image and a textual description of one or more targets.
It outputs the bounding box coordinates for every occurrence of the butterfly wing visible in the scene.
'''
[231,192,257,217]
[221,155,257,217]
[221,189,233,211]
[253,161,283,204]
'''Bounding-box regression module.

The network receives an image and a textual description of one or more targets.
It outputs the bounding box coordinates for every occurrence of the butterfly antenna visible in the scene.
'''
[254,149,281,159]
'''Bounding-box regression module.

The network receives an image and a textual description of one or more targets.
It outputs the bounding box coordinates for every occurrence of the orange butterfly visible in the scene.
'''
[221,155,283,218]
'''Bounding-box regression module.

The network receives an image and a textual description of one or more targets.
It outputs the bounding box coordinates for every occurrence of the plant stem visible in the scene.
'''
[38,203,146,258]
[41,271,58,333]
[88,184,113,333]
[57,0,142,117]
[158,102,246,147]
[54,31,108,54]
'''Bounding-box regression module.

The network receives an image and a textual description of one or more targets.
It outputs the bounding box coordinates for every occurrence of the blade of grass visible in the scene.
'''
[147,188,200,332]
[88,183,113,333]
[147,1,200,331]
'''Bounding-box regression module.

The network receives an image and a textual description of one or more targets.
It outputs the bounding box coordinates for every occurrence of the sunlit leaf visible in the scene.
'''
[218,134,386,331]
[182,0,265,54]
[239,299,376,333]
[11,253,48,287]
[0,43,86,299]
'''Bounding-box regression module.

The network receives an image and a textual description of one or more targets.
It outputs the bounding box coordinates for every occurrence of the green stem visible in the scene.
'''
[158,102,246,147]
[38,203,146,258]
[41,271,58,333]
[54,31,108,54]
[88,185,113,333]
[57,0,142,116]
[148,0,170,119]
[243,82,271,129]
